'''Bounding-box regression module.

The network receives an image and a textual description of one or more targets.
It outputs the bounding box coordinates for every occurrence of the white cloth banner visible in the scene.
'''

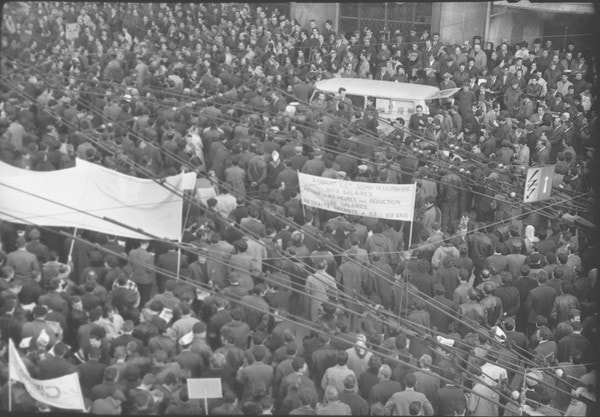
[9,339,85,410]
[298,173,416,221]
[0,160,197,240]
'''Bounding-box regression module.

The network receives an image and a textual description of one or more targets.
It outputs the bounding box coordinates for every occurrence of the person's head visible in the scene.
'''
[537,326,550,341]
[336,350,349,366]
[404,372,417,388]
[378,364,392,380]
[104,366,120,383]
[424,196,435,208]
[298,388,312,406]
[324,385,338,402]
[368,354,382,371]
[291,356,307,374]
[419,354,432,369]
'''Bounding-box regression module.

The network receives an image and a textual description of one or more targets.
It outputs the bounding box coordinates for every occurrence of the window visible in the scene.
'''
[390,100,416,116]
[253,3,291,19]
[339,3,432,40]
[346,94,365,109]
[375,98,391,114]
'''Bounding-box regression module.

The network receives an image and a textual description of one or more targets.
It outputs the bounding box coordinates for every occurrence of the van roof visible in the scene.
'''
[314,78,442,100]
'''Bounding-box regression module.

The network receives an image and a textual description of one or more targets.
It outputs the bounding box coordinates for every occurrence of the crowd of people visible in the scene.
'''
[0,2,598,416]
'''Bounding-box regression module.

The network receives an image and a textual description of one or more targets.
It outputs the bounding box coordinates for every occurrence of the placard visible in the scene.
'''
[65,23,79,40]
[298,173,416,221]
[187,378,223,399]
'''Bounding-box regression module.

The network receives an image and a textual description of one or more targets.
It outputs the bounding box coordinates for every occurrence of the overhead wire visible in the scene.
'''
[1,207,578,413]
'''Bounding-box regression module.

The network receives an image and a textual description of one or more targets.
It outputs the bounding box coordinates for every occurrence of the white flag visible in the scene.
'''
[8,339,85,411]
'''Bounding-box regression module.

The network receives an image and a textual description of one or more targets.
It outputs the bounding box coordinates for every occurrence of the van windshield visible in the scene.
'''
[375,99,416,116]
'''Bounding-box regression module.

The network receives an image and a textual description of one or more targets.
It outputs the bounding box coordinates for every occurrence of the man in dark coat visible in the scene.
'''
[503,317,528,358]
[431,368,467,416]
[128,240,155,307]
[38,341,75,380]
[556,320,592,363]
[310,333,338,398]
[524,274,556,337]
[173,332,204,377]
[369,364,404,406]
[156,245,188,294]
[429,284,454,333]
[77,346,107,397]
[512,266,538,334]
[467,224,493,284]
[338,374,369,415]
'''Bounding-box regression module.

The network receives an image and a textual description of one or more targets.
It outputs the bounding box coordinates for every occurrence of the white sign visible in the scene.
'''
[523,166,554,203]
[65,23,80,40]
[187,378,223,399]
[298,173,416,221]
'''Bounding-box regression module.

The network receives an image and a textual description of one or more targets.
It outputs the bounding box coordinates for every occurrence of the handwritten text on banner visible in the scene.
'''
[298,173,416,221]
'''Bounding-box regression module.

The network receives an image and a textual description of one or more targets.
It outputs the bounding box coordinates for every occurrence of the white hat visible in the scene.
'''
[526,370,543,387]
[37,329,50,347]
[491,326,506,342]
[123,94,132,102]
[179,331,194,346]
[19,337,32,349]
[436,335,455,347]
[358,165,368,172]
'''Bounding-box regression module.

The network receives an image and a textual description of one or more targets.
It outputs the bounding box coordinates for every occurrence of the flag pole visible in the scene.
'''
[8,377,11,412]
[177,169,187,280]
[408,183,416,250]
[8,339,14,412]
[68,227,78,262]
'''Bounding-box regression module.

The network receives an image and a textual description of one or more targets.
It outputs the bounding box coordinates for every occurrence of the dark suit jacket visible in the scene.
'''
[556,333,592,363]
[432,384,467,416]
[157,251,188,279]
[78,359,107,395]
[128,247,155,285]
[525,284,556,323]
[173,350,204,377]
[369,379,403,405]
[38,356,75,380]
[505,330,528,355]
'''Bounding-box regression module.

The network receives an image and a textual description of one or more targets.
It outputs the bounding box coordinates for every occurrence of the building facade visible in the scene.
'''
[284,1,594,50]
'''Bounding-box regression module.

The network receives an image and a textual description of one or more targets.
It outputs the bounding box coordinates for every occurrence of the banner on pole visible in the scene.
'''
[187,378,223,399]
[298,173,416,221]
[8,339,85,410]
[523,166,555,203]
[0,159,196,240]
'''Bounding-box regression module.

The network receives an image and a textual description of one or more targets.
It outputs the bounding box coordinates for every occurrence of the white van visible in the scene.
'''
[310,78,459,134]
